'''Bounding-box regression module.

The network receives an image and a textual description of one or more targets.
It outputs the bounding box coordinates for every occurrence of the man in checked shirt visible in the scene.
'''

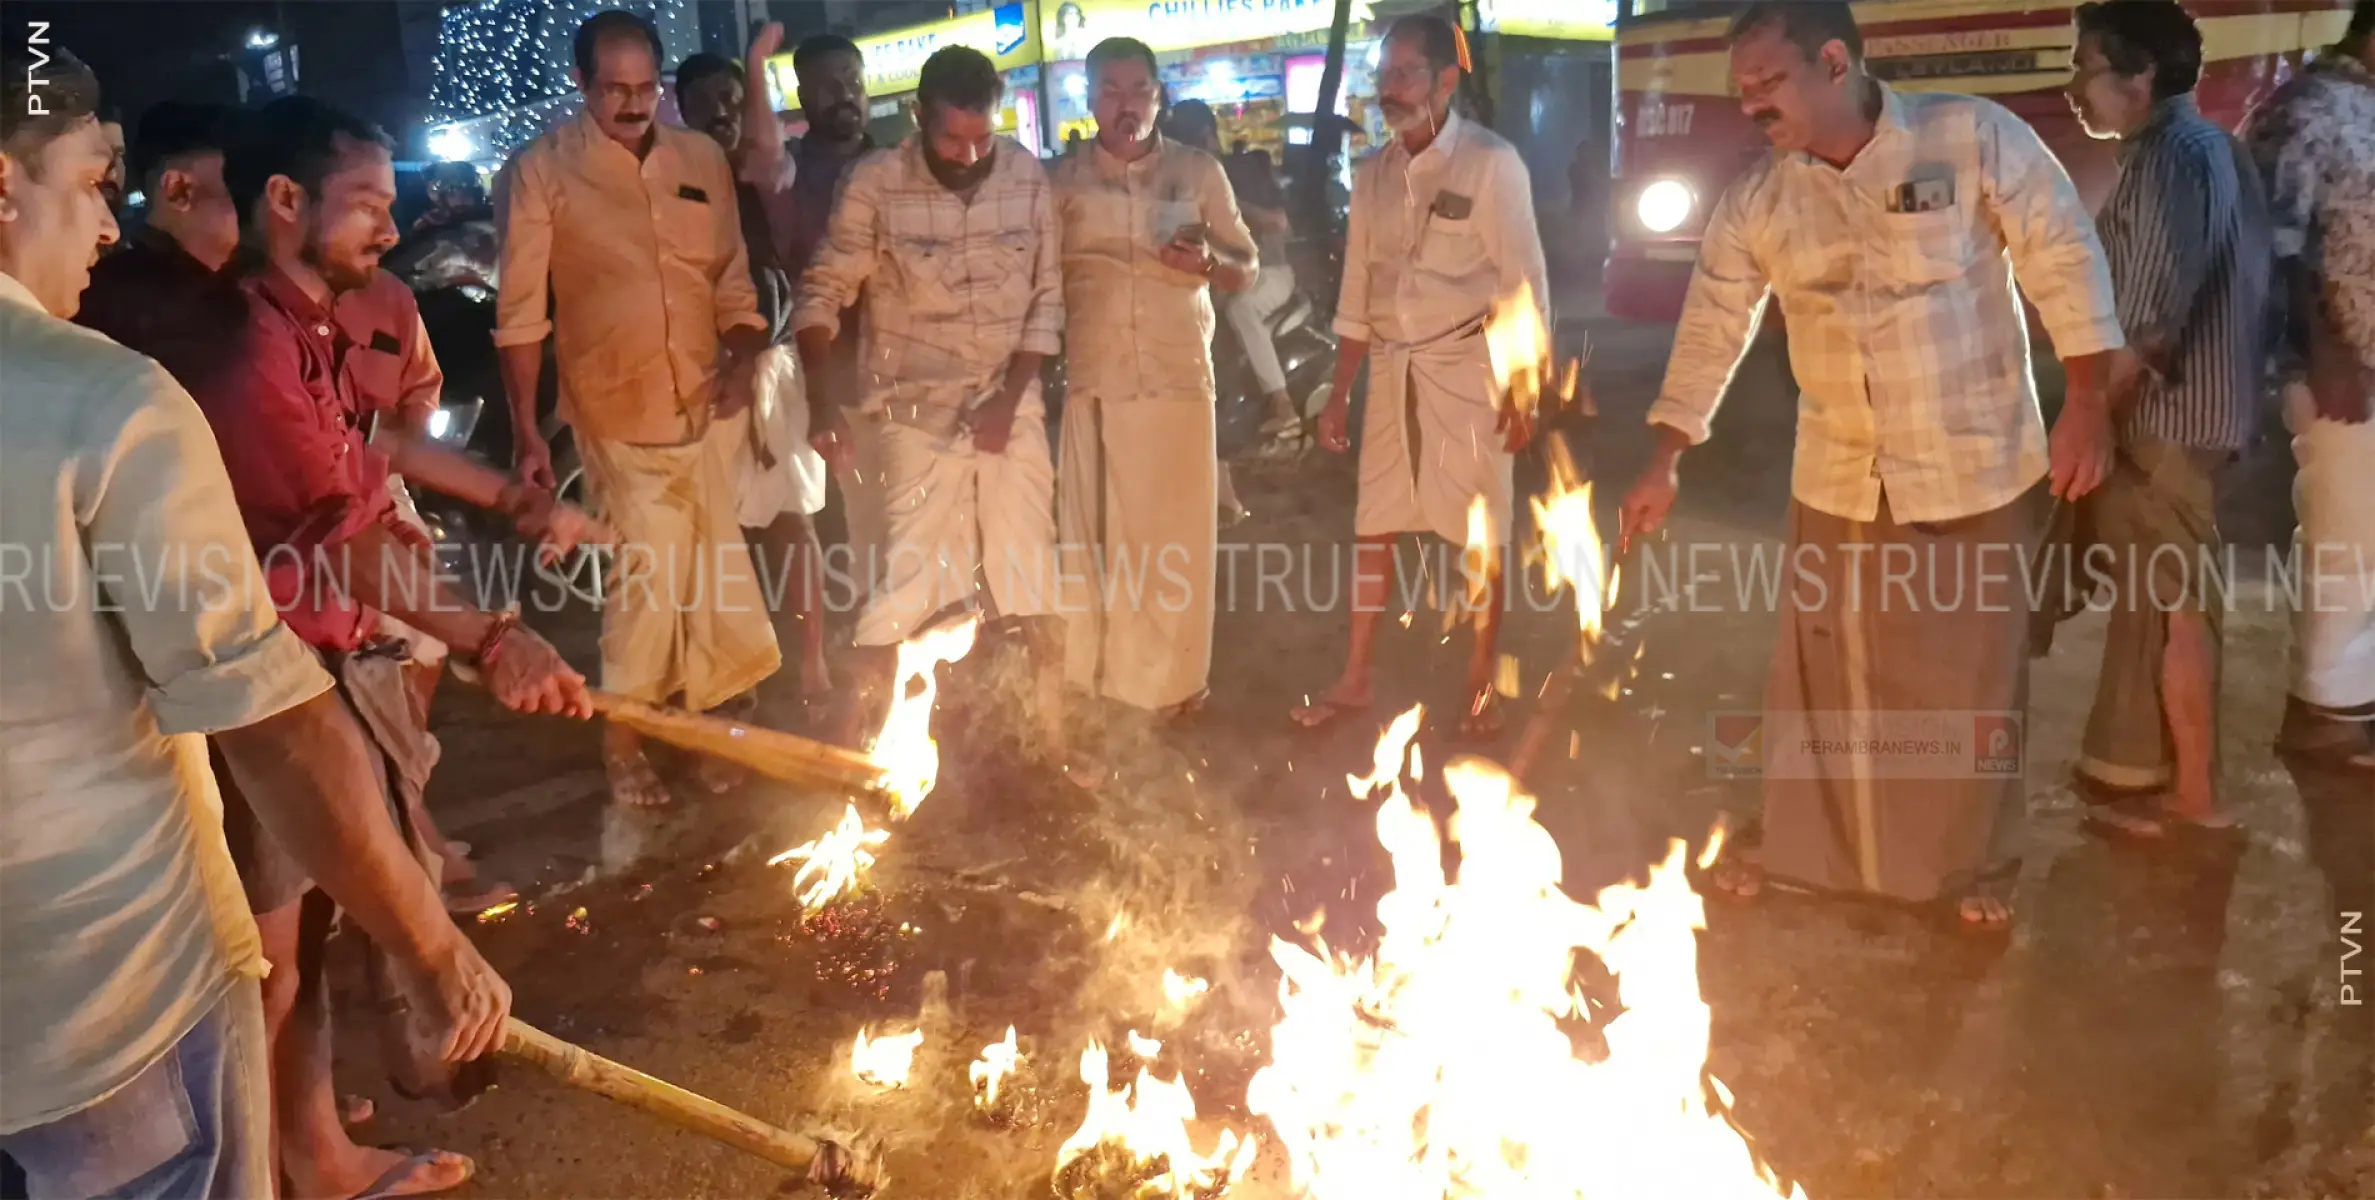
[795,46,1087,778]
[1619,1,2135,930]
[2041,1,2270,838]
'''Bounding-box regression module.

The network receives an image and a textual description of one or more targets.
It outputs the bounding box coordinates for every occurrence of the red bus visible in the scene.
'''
[1604,0,2358,323]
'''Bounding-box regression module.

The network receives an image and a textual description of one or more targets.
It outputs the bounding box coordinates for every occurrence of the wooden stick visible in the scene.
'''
[587,692,890,797]
[499,1017,881,1191]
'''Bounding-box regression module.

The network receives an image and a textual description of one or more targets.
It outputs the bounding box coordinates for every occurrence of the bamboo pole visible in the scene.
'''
[499,1018,881,1192]
[586,692,888,797]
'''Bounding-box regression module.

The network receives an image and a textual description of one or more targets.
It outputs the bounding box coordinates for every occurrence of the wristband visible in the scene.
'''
[475,609,521,669]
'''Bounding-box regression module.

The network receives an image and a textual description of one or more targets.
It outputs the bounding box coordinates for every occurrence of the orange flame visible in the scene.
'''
[1053,1038,1259,1196]
[849,1025,923,1089]
[767,802,891,915]
[870,614,981,819]
[971,1025,1023,1111]
[1246,713,1803,1198]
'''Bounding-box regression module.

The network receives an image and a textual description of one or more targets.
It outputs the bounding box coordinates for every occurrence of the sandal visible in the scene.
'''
[345,1148,475,1200]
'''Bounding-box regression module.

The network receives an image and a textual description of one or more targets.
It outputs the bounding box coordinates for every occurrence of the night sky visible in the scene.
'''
[17,1,448,156]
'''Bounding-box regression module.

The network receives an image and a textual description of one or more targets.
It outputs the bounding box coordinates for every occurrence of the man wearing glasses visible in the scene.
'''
[495,9,781,810]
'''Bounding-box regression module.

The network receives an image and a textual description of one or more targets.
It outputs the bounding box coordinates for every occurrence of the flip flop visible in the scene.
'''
[443,879,520,916]
[347,1149,475,1200]
[2082,796,2171,841]
[1288,695,1372,731]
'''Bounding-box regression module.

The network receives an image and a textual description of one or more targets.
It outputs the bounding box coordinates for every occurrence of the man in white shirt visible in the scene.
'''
[1292,14,1549,740]
[1617,2,2132,928]
[795,47,1081,774]
[1053,37,1258,721]
[498,10,781,809]
[0,48,508,1198]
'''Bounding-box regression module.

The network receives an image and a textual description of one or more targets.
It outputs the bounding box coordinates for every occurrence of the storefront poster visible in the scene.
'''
[1480,0,1615,41]
[766,0,1042,104]
[1043,0,1370,61]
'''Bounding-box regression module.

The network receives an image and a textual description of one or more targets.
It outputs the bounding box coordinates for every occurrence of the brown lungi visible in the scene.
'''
[1759,490,2039,903]
[2030,435,2227,793]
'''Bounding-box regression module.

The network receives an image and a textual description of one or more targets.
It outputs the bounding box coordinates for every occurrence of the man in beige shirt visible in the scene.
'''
[1052,38,1256,720]
[795,47,1082,772]
[497,10,780,808]
[0,48,508,1198]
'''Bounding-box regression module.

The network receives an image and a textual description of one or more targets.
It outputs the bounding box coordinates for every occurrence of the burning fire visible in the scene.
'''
[1245,713,1800,1198]
[971,1025,1024,1112]
[769,615,980,913]
[870,614,981,819]
[849,1025,924,1090]
[767,802,890,915]
[1053,1037,1258,1198]
[1532,434,1617,655]
[1484,280,1554,425]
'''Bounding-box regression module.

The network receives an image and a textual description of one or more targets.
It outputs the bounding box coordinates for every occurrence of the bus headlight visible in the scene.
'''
[1636,179,1694,234]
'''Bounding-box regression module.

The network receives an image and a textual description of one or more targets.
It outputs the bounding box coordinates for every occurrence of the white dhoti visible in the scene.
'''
[856,385,1058,648]
[734,345,829,528]
[2286,383,2375,714]
[1058,391,1216,711]
[834,407,893,605]
[577,413,782,711]
[1354,326,1513,545]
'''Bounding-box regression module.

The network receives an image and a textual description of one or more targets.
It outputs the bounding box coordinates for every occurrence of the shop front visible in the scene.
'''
[764,1,1049,158]
[1041,0,1382,165]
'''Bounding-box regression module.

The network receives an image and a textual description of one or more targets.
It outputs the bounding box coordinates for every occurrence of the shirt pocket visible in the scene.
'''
[1415,214,1483,278]
[886,237,964,317]
[1888,207,1972,286]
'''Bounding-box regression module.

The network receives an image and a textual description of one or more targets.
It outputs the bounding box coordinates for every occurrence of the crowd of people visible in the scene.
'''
[0,0,2368,1195]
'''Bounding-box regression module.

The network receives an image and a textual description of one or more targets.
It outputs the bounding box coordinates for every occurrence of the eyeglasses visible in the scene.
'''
[1377,63,1440,90]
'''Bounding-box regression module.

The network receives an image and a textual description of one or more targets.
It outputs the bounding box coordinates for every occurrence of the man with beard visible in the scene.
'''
[794,46,1083,776]
[1292,15,1548,742]
[2246,0,2375,772]
[1616,2,2131,928]
[675,39,834,716]
[499,9,779,809]
[773,33,894,603]
[194,95,601,1198]
[2041,1,2269,836]
[1,51,509,1200]
[1052,41,1257,723]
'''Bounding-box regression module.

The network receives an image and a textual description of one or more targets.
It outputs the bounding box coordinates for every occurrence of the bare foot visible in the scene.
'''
[1289,681,1373,729]
[606,749,673,809]
[340,1094,374,1126]
[1956,893,2013,931]
[1706,856,1762,901]
[695,755,744,795]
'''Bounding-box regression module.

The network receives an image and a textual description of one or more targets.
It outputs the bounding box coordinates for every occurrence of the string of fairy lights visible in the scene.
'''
[429,0,692,162]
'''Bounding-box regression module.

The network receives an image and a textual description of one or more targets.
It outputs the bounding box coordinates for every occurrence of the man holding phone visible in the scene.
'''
[1052,37,1257,724]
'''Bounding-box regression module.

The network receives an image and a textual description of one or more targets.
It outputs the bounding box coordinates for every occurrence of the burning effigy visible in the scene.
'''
[755,288,1801,1200]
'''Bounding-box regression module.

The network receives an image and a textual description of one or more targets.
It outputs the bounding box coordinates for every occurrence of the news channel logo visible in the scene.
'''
[1973,713,2023,775]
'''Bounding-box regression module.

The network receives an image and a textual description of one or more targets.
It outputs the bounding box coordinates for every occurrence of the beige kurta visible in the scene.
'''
[1051,136,1255,710]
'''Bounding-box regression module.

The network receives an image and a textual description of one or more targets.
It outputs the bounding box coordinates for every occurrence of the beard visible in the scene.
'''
[303,227,380,294]
[923,142,995,193]
[1380,98,1436,134]
[816,103,865,141]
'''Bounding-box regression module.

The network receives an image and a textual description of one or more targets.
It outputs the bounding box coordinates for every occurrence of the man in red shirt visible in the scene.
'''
[194,96,601,1200]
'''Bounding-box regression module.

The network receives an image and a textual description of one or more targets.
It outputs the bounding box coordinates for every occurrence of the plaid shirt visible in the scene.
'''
[2245,51,2375,382]
[1648,84,2125,523]
[792,135,1062,427]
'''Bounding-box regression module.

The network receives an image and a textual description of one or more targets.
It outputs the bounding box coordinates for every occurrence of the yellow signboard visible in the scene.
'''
[1482,0,1615,41]
[765,1,1043,103]
[1042,0,1368,61]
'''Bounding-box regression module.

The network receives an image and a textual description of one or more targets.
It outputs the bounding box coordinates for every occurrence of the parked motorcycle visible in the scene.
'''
[386,219,607,606]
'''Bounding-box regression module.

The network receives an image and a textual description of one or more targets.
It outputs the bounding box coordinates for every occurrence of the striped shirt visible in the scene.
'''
[1649,84,2125,524]
[2096,95,2270,451]
[791,135,1063,428]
